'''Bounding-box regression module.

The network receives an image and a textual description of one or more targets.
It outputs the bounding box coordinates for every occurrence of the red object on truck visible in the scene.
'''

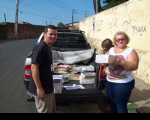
[99,64,107,79]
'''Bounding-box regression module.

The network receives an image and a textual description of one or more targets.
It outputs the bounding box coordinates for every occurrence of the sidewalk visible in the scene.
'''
[0,39,36,44]
[0,40,11,44]
[130,77,150,113]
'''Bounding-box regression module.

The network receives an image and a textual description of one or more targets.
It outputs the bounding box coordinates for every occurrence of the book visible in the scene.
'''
[80,80,95,85]
[79,76,95,84]
[79,76,95,81]
[68,74,80,81]
[81,72,96,78]
[63,74,69,83]
[58,65,71,68]
[64,84,85,90]
[69,67,82,72]
[95,54,116,64]
[81,65,95,72]
[54,65,71,74]
[54,69,68,74]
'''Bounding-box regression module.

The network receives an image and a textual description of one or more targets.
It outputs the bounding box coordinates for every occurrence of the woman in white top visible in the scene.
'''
[103,31,139,113]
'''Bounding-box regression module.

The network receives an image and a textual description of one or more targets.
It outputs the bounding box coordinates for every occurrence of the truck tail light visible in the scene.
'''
[25,65,31,79]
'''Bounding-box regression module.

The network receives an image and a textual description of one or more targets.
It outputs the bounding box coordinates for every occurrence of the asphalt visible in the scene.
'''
[0,39,23,44]
[130,77,150,113]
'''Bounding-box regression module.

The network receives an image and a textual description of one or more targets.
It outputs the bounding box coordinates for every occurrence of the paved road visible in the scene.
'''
[0,39,37,113]
[0,39,110,113]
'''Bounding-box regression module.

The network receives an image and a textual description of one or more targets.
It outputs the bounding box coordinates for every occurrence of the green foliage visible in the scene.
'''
[57,22,64,27]
[102,0,129,10]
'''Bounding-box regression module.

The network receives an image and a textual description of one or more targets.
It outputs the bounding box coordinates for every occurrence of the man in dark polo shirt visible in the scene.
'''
[28,25,57,113]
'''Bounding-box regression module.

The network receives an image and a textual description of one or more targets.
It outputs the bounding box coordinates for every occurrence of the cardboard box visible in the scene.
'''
[95,54,116,64]
[53,75,63,94]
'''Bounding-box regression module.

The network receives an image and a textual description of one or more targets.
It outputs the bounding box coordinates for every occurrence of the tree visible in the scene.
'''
[57,22,64,27]
[93,0,129,13]
[93,0,102,13]
[102,0,129,10]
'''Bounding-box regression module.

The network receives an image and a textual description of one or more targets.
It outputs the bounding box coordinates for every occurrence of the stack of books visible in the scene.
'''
[68,74,81,81]
[81,65,95,72]
[68,66,82,74]
[79,72,96,84]
[54,65,71,74]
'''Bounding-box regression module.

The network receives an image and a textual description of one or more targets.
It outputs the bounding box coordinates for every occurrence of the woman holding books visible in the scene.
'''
[103,31,139,113]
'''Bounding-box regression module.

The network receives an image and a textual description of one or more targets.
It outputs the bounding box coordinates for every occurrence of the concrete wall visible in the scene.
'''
[79,0,150,85]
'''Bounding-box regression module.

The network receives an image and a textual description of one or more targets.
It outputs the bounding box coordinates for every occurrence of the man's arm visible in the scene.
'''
[31,63,46,99]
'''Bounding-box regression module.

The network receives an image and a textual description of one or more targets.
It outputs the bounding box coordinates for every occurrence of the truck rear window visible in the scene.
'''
[53,34,87,48]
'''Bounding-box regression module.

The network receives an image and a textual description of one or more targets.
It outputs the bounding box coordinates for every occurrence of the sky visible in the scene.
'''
[0,0,106,26]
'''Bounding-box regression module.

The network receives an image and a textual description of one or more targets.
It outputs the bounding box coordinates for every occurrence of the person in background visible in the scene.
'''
[103,31,139,113]
[100,38,114,112]
[101,38,114,54]
[28,25,57,113]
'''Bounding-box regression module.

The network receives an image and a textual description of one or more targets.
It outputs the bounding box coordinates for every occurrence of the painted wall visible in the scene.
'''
[79,0,150,85]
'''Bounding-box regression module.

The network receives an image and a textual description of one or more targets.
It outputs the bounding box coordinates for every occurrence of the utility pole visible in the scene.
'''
[15,0,19,40]
[72,9,78,30]
[41,21,47,26]
[4,13,6,25]
[85,11,89,18]
[50,20,52,25]
[96,0,98,14]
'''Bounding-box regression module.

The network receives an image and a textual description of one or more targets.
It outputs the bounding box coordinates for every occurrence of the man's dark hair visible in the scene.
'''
[44,25,57,33]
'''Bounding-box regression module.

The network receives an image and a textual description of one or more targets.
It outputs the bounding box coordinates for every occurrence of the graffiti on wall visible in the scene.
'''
[104,7,118,16]
[82,0,150,39]
[96,20,103,32]
[86,18,93,37]
[95,16,147,36]
[93,1,149,36]
[107,19,147,36]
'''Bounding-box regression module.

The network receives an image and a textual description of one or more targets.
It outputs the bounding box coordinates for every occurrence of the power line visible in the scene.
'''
[56,0,87,14]
[0,5,71,21]
[19,0,25,4]
[19,2,61,18]
[20,0,40,9]
[21,10,71,21]
[47,0,72,12]
[56,0,74,10]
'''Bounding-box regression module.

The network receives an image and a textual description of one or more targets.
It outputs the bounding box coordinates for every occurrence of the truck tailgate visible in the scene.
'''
[55,80,107,102]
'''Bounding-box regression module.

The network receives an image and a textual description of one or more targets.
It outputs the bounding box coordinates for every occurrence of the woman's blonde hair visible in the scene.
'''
[113,31,130,46]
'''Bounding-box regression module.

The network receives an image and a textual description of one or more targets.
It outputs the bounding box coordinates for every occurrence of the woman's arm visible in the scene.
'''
[122,50,139,71]
[112,50,139,71]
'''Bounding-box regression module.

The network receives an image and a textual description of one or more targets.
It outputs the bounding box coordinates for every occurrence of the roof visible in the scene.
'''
[65,21,79,26]
[18,21,32,25]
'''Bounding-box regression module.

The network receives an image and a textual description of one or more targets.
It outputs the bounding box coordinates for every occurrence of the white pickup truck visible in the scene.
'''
[24,29,107,103]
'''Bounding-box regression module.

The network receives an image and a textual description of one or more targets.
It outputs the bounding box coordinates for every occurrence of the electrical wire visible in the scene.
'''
[20,0,40,9]
[0,5,71,21]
